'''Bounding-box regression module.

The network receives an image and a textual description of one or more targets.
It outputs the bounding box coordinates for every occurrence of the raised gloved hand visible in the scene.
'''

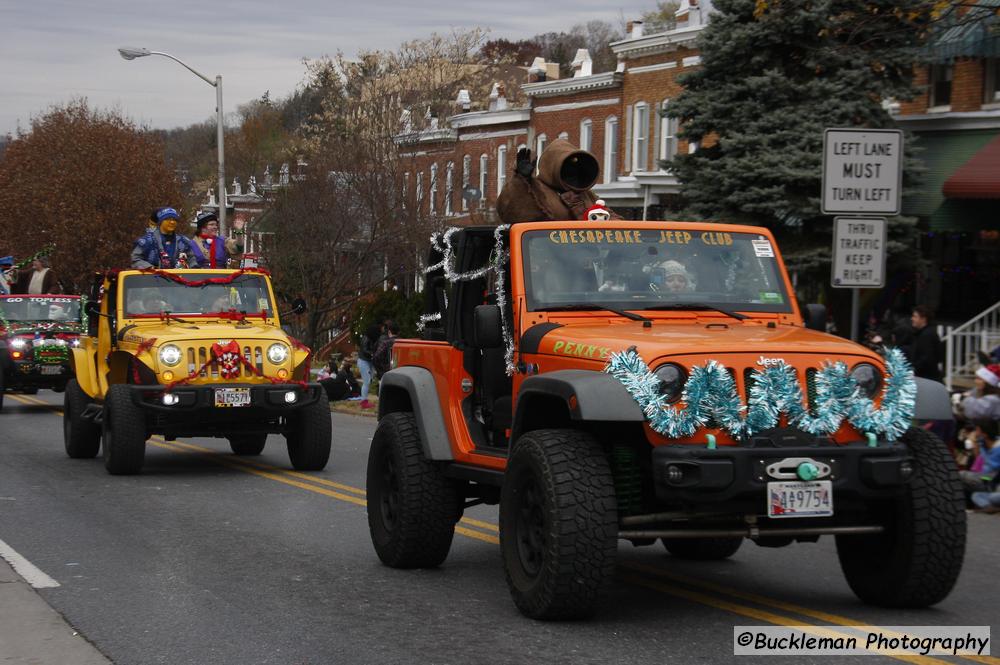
[515,148,535,178]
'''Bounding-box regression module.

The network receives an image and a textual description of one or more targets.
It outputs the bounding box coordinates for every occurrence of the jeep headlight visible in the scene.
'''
[159,344,182,367]
[850,363,882,398]
[10,338,28,349]
[654,363,688,404]
[267,343,289,364]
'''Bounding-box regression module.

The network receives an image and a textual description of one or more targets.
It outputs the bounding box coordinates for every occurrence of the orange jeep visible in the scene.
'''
[367,220,963,619]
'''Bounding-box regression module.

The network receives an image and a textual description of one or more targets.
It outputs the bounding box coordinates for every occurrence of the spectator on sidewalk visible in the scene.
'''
[372,320,400,376]
[959,420,1000,505]
[959,365,1000,422]
[908,305,943,382]
[357,323,380,409]
[319,358,361,402]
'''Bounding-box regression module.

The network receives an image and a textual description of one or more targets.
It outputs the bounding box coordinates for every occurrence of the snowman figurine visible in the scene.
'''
[583,199,612,222]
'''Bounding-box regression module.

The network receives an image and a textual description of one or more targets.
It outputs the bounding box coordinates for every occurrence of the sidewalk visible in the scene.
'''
[0,556,111,664]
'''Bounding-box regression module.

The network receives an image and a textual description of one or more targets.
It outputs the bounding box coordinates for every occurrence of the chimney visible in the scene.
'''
[631,20,644,38]
[488,83,500,112]
[495,83,508,111]
[545,62,560,80]
[399,108,413,132]
[424,106,438,130]
[455,89,471,112]
[571,49,593,78]
[528,56,547,83]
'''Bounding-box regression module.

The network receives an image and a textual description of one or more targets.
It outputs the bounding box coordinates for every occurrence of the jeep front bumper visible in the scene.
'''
[126,382,323,413]
[652,437,912,513]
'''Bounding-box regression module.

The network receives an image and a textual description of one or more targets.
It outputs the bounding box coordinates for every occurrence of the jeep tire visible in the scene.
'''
[662,536,743,560]
[64,378,100,458]
[367,412,458,568]
[285,399,331,471]
[836,426,966,607]
[229,433,267,456]
[102,384,147,475]
[500,429,618,620]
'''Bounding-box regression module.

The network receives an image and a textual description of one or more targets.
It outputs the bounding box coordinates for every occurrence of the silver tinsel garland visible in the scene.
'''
[419,225,515,374]
[604,347,916,441]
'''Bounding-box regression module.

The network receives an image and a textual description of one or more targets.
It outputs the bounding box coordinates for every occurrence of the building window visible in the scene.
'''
[534,135,546,175]
[403,171,410,204]
[416,171,424,209]
[985,59,1000,104]
[557,131,569,140]
[429,164,438,215]
[462,155,471,210]
[604,116,619,183]
[497,145,508,194]
[580,119,592,152]
[929,64,953,108]
[633,102,649,172]
[659,99,678,164]
[445,162,454,216]
[479,154,488,207]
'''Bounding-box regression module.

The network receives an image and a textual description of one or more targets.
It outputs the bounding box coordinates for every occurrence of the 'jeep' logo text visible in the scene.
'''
[756,356,785,367]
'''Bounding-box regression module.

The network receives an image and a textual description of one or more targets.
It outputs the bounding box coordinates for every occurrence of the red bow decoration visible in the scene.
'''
[212,340,244,379]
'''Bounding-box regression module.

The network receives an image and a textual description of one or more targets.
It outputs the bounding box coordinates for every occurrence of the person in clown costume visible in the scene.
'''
[191,211,242,269]
[131,208,204,269]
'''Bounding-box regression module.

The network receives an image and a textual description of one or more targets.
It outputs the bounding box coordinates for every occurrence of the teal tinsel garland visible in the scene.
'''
[605,347,915,441]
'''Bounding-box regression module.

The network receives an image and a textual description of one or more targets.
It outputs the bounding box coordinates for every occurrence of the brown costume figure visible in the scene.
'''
[15,256,62,294]
[497,138,619,224]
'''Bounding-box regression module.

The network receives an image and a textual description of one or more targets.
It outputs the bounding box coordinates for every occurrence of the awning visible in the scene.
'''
[903,129,1000,230]
[927,0,1000,62]
[944,134,1000,198]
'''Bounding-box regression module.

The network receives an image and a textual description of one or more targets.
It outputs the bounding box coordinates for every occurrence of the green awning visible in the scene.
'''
[927,1,1000,61]
[903,129,1000,230]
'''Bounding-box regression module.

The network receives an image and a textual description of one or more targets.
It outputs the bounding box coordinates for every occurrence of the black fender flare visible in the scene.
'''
[512,369,644,441]
[377,366,453,461]
[912,377,953,421]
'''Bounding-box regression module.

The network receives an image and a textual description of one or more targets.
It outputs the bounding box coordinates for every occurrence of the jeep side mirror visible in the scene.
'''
[804,304,826,332]
[85,300,101,318]
[473,305,503,349]
[291,298,307,315]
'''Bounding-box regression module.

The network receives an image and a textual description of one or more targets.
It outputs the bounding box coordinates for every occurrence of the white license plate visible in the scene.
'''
[767,481,833,518]
[214,388,251,408]
[40,365,63,375]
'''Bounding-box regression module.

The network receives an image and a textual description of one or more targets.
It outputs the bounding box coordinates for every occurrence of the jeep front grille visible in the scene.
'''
[186,345,265,379]
[741,365,819,412]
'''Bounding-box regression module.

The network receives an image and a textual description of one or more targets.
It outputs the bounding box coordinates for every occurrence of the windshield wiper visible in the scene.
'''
[642,303,748,321]
[535,303,652,323]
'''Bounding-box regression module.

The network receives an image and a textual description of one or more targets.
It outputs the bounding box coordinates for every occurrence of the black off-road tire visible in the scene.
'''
[228,433,267,456]
[500,429,618,620]
[64,378,100,459]
[662,536,743,560]
[285,399,332,471]
[836,426,966,607]
[367,412,458,568]
[102,384,147,475]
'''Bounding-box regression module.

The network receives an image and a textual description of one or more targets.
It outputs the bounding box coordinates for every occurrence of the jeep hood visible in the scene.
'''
[531,320,880,365]
[120,321,291,346]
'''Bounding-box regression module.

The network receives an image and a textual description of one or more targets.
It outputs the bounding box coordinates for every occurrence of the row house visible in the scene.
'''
[893,0,1000,322]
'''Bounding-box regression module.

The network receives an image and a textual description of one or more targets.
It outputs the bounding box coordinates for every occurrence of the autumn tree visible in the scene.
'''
[0,100,181,291]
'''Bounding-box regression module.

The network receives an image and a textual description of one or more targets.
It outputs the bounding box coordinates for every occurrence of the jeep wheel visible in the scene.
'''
[836,426,966,607]
[64,379,100,458]
[500,429,618,620]
[102,384,147,475]
[229,433,267,456]
[662,537,742,560]
[285,399,331,471]
[367,412,458,568]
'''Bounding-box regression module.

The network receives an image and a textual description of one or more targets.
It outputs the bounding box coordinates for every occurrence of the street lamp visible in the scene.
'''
[118,46,227,237]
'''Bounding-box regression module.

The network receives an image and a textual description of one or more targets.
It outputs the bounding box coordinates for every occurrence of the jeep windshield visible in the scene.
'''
[522,228,792,314]
[0,296,81,322]
[121,273,274,318]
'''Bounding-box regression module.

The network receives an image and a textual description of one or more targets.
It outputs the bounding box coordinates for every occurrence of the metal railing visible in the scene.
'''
[942,300,1000,390]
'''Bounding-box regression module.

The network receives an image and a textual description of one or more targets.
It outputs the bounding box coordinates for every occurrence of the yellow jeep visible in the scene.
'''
[64,268,331,475]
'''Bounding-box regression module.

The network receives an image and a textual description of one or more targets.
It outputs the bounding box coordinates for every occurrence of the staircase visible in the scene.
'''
[941,300,1000,391]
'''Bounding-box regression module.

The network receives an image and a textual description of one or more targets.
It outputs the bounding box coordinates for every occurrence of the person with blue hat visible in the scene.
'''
[131,207,205,269]
[0,255,15,295]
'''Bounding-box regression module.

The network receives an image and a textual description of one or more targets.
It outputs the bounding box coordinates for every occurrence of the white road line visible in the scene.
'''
[0,538,60,588]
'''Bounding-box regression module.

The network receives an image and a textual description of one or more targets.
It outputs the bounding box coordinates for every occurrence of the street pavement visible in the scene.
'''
[0,390,998,664]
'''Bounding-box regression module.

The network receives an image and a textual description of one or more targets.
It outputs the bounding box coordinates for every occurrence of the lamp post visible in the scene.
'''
[118,46,227,237]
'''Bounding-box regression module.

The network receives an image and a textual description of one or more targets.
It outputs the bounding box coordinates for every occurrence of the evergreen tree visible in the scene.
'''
[664,0,943,293]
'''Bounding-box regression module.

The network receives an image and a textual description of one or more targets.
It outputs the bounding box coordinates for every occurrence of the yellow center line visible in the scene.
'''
[14,400,985,662]
[620,574,948,665]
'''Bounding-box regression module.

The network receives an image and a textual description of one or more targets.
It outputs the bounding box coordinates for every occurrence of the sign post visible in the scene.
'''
[822,128,902,341]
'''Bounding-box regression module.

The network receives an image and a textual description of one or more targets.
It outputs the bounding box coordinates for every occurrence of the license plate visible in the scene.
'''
[214,387,251,408]
[767,481,833,518]
[40,365,63,375]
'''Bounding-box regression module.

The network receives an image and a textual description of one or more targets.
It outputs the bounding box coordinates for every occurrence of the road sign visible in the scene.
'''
[822,129,902,215]
[831,217,887,288]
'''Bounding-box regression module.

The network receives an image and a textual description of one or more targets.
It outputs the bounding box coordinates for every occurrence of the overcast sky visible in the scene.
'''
[1,0,650,136]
